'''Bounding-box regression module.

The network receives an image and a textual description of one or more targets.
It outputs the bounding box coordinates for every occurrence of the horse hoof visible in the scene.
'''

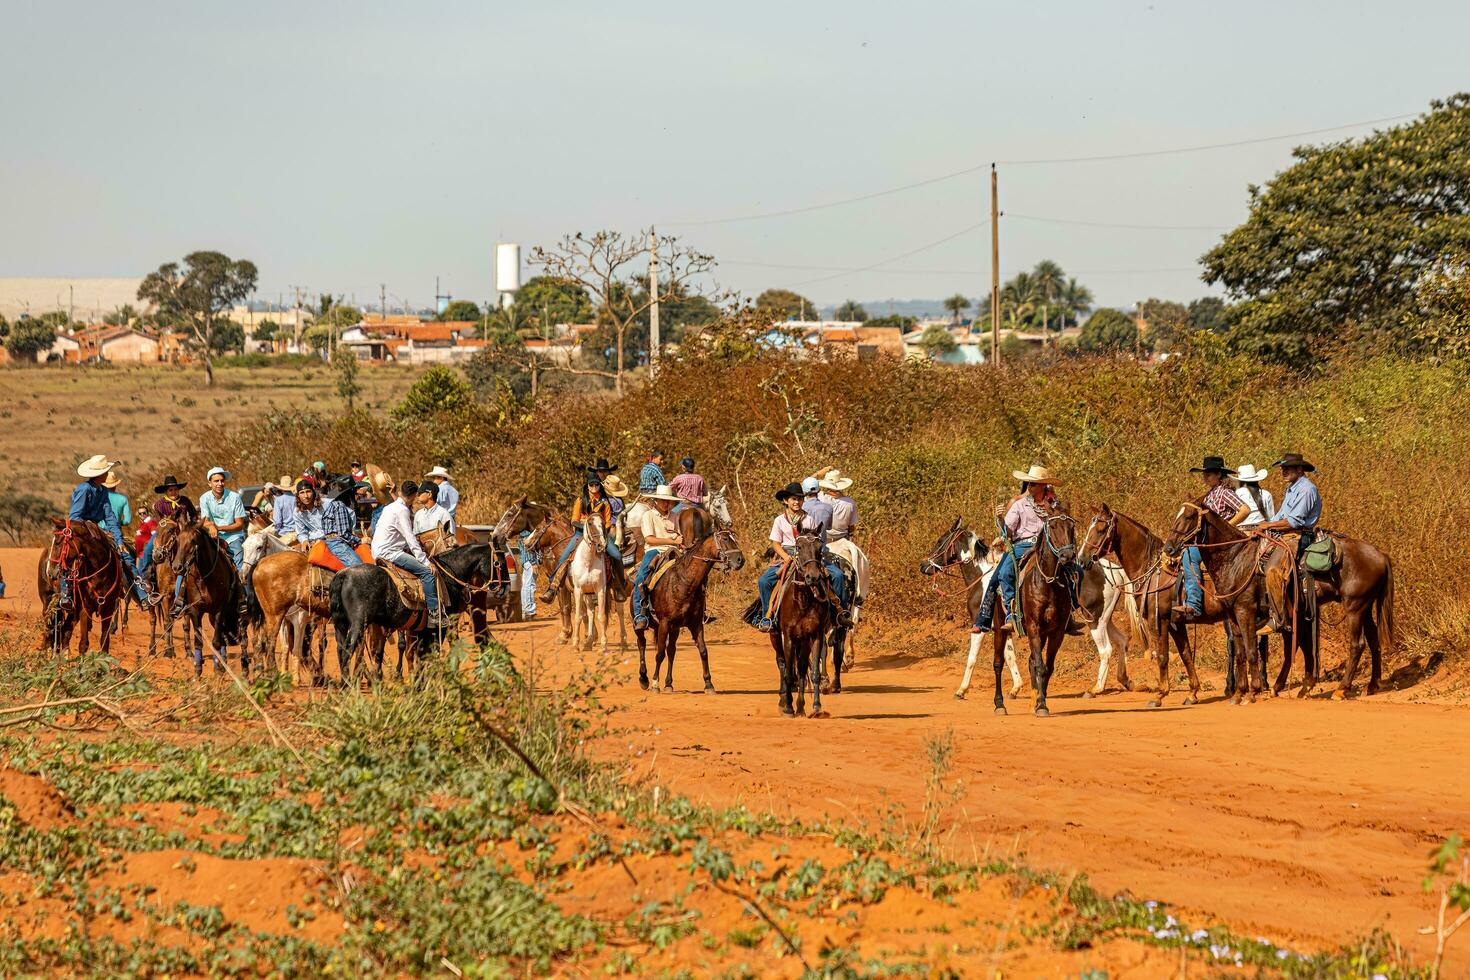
[1081,690,1094,700]
[651,683,662,694]
[1147,699,1161,708]
[993,706,1007,716]
[1331,689,1348,701]
[1006,690,1019,701]
[953,691,966,700]
[1034,707,1050,718]
[1366,684,1380,697]
[1120,680,1133,692]
[1297,687,1312,699]
[781,708,795,717]
[1181,696,1196,706]
[704,685,716,695]
[811,710,830,719]
[639,676,649,690]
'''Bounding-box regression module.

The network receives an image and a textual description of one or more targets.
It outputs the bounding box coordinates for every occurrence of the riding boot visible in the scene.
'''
[972,589,998,634]
[539,564,564,603]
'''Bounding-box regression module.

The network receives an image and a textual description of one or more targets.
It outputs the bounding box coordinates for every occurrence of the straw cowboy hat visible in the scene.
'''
[370,470,396,504]
[77,455,117,479]
[1235,463,1268,484]
[774,482,805,503]
[271,474,295,494]
[101,471,122,490]
[1271,452,1316,473]
[645,484,681,503]
[819,469,853,492]
[602,475,630,499]
[424,465,452,480]
[153,475,187,494]
[1189,455,1237,476]
[1010,464,1061,486]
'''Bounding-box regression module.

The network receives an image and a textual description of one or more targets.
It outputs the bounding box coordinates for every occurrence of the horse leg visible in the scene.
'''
[1363,605,1384,696]
[1333,605,1369,701]
[661,622,678,691]
[1087,617,1111,698]
[76,604,92,657]
[691,619,715,694]
[794,640,808,718]
[1035,632,1063,718]
[1148,620,1172,708]
[956,631,982,699]
[1109,619,1133,691]
[1029,623,1050,718]
[596,586,609,656]
[98,603,116,656]
[1252,609,1271,698]
[1003,636,1022,699]
[774,634,794,716]
[1275,619,1295,695]
[826,628,843,695]
[636,623,649,690]
[991,621,1008,715]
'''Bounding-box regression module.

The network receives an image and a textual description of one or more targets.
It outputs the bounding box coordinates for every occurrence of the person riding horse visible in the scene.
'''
[1177,455,1251,620]
[638,450,667,495]
[972,464,1067,634]
[542,476,625,601]
[292,479,364,568]
[632,484,682,629]
[1253,452,1323,635]
[669,457,706,513]
[370,479,450,629]
[65,455,156,609]
[815,468,869,617]
[198,467,247,571]
[754,482,852,632]
[137,474,199,589]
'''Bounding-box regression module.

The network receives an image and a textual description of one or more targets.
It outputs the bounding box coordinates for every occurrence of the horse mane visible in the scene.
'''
[435,541,493,579]
[1114,509,1162,546]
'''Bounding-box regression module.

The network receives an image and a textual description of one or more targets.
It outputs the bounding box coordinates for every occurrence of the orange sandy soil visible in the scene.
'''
[1,545,1465,975]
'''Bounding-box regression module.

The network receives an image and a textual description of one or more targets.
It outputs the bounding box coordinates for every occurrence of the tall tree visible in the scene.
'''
[1186,296,1228,334]
[137,251,258,385]
[1077,308,1139,353]
[531,230,716,394]
[755,288,816,321]
[1061,277,1094,327]
[514,275,595,331]
[942,293,972,325]
[4,318,56,363]
[438,299,481,322]
[834,299,869,322]
[1202,94,1470,364]
[917,323,959,360]
[333,344,363,409]
[1139,298,1189,351]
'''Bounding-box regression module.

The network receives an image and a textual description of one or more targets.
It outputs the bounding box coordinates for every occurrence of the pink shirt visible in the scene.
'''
[668,472,706,502]
[1003,496,1048,542]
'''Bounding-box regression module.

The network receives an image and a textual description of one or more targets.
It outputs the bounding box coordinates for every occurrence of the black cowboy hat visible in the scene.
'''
[774,482,804,503]
[153,475,187,494]
[1270,452,1316,473]
[329,483,359,506]
[1189,455,1237,475]
[586,457,618,473]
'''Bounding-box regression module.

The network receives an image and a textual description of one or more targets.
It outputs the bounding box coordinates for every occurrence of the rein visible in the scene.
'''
[923,526,988,597]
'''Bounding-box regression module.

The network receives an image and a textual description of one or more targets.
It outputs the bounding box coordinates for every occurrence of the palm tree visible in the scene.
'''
[1001,272,1037,328]
[1031,260,1067,334]
[834,299,869,322]
[942,293,971,325]
[1062,277,1094,327]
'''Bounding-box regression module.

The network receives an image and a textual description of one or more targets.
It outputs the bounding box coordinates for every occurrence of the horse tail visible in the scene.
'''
[1124,588,1146,650]
[1376,554,1396,654]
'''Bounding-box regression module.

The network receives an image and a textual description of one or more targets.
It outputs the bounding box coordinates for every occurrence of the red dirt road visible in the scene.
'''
[3,544,1466,971]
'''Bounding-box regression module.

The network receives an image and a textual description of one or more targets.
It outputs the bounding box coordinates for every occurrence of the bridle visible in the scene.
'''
[923,524,988,598]
[694,528,743,571]
[1034,512,1077,585]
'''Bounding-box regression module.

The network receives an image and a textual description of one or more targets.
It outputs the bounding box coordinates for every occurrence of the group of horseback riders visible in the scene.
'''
[752,469,864,633]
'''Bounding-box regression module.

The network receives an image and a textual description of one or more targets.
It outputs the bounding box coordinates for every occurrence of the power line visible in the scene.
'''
[1006,213,1228,231]
[661,111,1416,227]
[780,221,989,288]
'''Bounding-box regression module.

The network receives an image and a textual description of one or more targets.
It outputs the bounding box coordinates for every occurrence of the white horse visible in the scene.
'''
[934,528,1137,700]
[568,514,623,652]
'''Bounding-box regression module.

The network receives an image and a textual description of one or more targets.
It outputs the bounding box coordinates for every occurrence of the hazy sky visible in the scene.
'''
[4,1,1466,311]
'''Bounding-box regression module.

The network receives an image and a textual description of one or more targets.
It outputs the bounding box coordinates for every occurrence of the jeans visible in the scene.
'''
[389,553,439,612]
[974,539,1035,629]
[632,550,663,625]
[756,559,847,627]
[139,536,184,602]
[325,537,363,568]
[520,562,537,616]
[1181,545,1204,612]
[222,535,245,571]
[554,528,621,575]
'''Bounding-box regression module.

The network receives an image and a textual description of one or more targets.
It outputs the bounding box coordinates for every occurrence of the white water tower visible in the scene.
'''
[495,243,521,310]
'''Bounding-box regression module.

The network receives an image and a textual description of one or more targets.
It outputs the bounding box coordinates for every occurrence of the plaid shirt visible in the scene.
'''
[295,499,360,546]
[1203,484,1241,521]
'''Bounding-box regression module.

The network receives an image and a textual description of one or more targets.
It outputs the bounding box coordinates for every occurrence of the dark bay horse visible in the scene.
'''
[770,529,837,718]
[329,544,498,682]
[164,520,244,678]
[636,527,744,693]
[492,497,579,641]
[37,518,126,655]
[986,502,1078,718]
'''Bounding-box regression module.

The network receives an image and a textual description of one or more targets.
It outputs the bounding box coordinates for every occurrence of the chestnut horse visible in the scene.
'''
[37,518,126,655]
[986,502,1078,718]
[249,540,335,683]
[636,527,745,693]
[770,528,837,718]
[162,520,244,677]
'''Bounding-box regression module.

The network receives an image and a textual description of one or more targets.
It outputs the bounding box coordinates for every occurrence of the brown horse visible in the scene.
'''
[252,549,335,683]
[636,527,744,693]
[145,519,201,662]
[770,528,837,718]
[37,518,126,655]
[162,520,244,678]
[988,502,1078,718]
[493,497,627,644]
[1160,501,1274,705]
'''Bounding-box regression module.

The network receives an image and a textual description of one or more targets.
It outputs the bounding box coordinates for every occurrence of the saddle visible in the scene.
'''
[307,540,373,572]
[377,559,433,610]
[644,549,681,593]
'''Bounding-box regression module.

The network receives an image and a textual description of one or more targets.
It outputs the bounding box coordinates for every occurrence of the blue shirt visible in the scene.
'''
[272,493,297,536]
[434,480,459,518]
[801,497,833,543]
[107,490,131,528]
[639,462,666,492]
[198,490,247,547]
[370,504,387,534]
[518,531,539,566]
[294,499,359,546]
[1271,475,1322,530]
[69,480,122,544]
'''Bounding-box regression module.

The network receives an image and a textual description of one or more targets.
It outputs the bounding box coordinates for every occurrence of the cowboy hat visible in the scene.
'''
[586,457,618,473]
[1010,464,1061,486]
[646,483,681,503]
[602,475,630,498]
[370,470,396,504]
[205,466,231,482]
[1271,452,1316,473]
[1189,455,1237,476]
[102,471,122,490]
[775,482,804,503]
[424,465,451,480]
[153,475,187,494]
[819,469,853,492]
[1235,463,1268,484]
[77,455,117,479]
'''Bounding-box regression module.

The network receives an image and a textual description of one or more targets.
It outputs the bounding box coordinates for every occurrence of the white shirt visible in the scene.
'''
[372,498,429,563]
[821,491,858,538]
[413,503,453,535]
[768,512,802,551]
[1234,485,1276,527]
[640,507,679,554]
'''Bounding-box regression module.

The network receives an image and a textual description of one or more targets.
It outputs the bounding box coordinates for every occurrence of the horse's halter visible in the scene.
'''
[1163,502,1207,557]
[711,528,743,571]
[1035,512,1078,583]
[922,524,969,573]
[1078,512,1118,569]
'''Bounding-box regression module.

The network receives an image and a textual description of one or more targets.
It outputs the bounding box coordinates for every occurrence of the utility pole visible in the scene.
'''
[648,227,661,380]
[289,284,307,351]
[380,284,387,323]
[990,164,1001,366]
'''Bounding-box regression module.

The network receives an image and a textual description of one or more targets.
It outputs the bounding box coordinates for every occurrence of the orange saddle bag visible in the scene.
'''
[307,540,373,572]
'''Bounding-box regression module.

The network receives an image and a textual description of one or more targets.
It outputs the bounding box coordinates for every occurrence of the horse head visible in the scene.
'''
[493,495,547,546]
[583,513,606,554]
[1038,501,1078,570]
[794,526,826,589]
[1161,498,1208,559]
[918,516,970,575]
[1077,503,1118,568]
[168,520,206,576]
[707,485,734,529]
[712,528,745,572]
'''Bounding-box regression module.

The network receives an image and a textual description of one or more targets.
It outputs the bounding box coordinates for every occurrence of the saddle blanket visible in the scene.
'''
[825,538,869,601]
[377,559,429,609]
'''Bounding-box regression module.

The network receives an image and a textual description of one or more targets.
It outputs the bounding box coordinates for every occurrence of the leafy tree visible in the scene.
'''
[1077,308,1139,353]
[253,319,280,342]
[103,304,138,326]
[917,323,958,360]
[393,365,472,421]
[1203,94,1470,365]
[438,299,481,322]
[137,250,258,385]
[1139,298,1188,352]
[1411,255,1470,359]
[5,318,57,362]
[209,319,245,354]
[834,299,869,322]
[755,288,816,321]
[1061,278,1094,326]
[1186,296,1228,334]
[319,304,362,329]
[0,490,54,544]
[942,293,972,325]
[0,315,9,340]
[301,324,333,354]
[333,344,363,408]
[867,314,917,331]
[514,276,594,331]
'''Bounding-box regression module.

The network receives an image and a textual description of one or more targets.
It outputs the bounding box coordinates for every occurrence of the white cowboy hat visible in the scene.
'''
[646,483,681,502]
[424,465,451,480]
[77,455,117,479]
[602,475,630,499]
[206,466,231,482]
[819,469,853,492]
[1010,464,1061,486]
[1235,463,1268,483]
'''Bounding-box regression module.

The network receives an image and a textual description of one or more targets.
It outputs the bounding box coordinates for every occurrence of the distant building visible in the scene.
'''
[761,320,904,362]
